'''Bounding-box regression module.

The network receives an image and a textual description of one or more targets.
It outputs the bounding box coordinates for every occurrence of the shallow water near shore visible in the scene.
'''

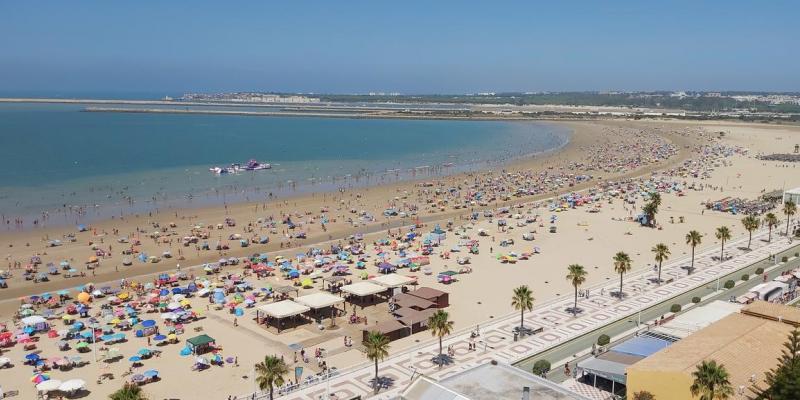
[0,103,569,226]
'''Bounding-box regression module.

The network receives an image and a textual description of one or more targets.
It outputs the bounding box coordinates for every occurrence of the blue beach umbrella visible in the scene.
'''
[143,369,159,378]
[129,356,142,362]
[153,334,167,342]
[141,320,156,328]
[138,348,151,355]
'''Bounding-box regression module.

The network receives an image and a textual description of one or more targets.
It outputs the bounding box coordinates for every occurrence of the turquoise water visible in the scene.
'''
[0,103,569,226]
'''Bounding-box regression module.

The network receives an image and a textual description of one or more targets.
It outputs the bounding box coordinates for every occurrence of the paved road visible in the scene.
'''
[239,229,797,400]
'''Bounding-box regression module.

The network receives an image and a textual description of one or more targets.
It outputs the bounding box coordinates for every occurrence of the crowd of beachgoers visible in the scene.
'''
[2,120,797,399]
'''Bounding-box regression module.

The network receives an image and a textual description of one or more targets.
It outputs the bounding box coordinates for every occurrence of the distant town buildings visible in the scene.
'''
[181,92,320,104]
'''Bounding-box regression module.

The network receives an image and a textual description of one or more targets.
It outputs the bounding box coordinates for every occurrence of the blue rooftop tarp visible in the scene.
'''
[610,336,672,358]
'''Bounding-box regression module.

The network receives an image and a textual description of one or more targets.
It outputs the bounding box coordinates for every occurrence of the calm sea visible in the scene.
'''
[0,103,570,226]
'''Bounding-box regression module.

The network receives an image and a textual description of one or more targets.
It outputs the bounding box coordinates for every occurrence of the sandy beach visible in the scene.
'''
[2,118,800,399]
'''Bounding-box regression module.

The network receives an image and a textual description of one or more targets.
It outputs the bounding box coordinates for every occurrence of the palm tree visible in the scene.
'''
[511,285,534,331]
[652,243,670,284]
[364,331,390,394]
[255,355,288,400]
[642,202,657,227]
[765,212,779,242]
[613,252,632,299]
[429,309,454,368]
[566,264,587,315]
[643,192,662,227]
[784,200,797,236]
[741,215,760,249]
[750,328,800,399]
[109,382,147,400]
[715,226,731,262]
[690,360,734,400]
[632,391,656,400]
[649,192,662,208]
[686,230,703,272]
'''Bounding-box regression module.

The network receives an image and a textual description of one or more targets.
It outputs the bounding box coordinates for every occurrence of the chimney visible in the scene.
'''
[522,387,530,400]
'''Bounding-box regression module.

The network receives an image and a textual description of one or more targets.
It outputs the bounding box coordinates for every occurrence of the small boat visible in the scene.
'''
[210,159,271,174]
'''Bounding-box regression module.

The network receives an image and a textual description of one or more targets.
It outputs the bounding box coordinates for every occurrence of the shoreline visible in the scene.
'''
[0,119,695,304]
[0,119,571,230]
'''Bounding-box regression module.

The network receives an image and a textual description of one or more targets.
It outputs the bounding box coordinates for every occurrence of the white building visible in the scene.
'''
[783,187,800,205]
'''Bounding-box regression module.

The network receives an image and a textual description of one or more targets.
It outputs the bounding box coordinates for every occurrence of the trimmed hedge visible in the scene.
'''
[670,304,682,313]
[692,296,701,304]
[532,359,551,375]
[755,267,764,275]
[597,334,611,346]
[782,256,789,263]
[724,279,736,289]
[741,274,750,281]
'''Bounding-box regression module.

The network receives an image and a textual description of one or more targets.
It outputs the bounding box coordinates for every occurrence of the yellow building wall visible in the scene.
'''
[626,369,694,400]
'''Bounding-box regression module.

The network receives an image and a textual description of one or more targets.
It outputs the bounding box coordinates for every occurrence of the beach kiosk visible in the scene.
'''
[186,334,216,355]
[362,319,407,343]
[408,287,449,308]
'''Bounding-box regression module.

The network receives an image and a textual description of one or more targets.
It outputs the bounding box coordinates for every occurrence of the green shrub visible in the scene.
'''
[795,252,799,258]
[670,304,682,313]
[782,256,789,263]
[692,296,701,304]
[724,279,735,289]
[532,359,551,375]
[741,274,750,281]
[597,334,610,346]
[755,267,764,275]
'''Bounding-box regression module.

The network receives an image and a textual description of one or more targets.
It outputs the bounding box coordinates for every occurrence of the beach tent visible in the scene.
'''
[21,315,47,326]
[429,224,446,242]
[256,300,310,319]
[294,292,344,310]
[371,273,415,289]
[341,281,386,306]
[186,334,216,355]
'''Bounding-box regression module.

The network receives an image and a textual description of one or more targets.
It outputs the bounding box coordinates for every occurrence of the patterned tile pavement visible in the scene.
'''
[241,230,796,400]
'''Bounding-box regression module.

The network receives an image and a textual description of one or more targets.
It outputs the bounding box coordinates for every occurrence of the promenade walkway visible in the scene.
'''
[246,229,795,400]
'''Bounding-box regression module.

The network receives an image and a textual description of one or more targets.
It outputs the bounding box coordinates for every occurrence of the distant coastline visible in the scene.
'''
[2,97,798,123]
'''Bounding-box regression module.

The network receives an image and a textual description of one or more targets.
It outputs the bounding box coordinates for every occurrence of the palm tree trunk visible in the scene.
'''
[270,385,274,400]
[438,336,444,368]
[520,310,524,330]
[769,226,773,242]
[657,261,662,283]
[619,273,623,299]
[374,359,379,393]
[787,217,791,236]
[691,245,695,270]
[748,231,752,249]
[720,242,724,262]
[573,285,578,315]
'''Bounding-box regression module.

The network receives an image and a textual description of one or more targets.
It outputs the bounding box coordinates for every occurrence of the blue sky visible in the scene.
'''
[1,1,798,94]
